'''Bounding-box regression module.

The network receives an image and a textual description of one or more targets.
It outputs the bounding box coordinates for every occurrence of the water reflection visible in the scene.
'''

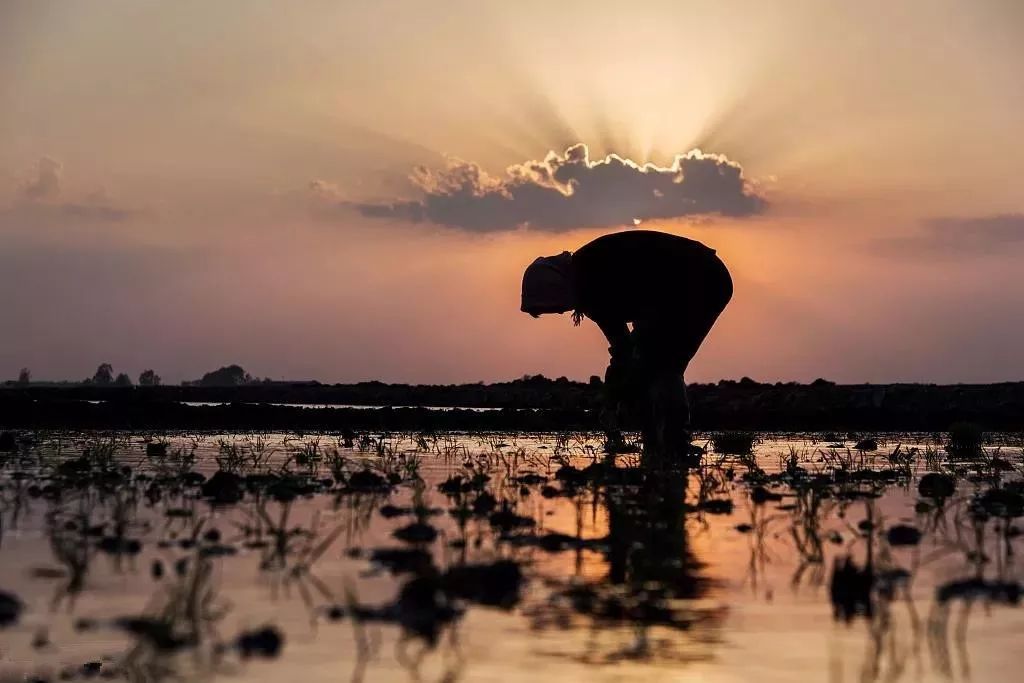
[523,464,722,664]
[0,430,1021,682]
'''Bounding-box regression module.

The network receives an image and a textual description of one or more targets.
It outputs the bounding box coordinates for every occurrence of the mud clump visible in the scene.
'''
[115,616,194,651]
[392,522,439,545]
[369,548,433,575]
[489,504,536,532]
[830,557,874,621]
[854,438,878,452]
[711,431,757,455]
[698,498,735,514]
[145,441,168,457]
[918,473,955,499]
[946,422,984,458]
[0,431,17,452]
[976,488,1024,518]
[236,625,284,659]
[886,524,922,546]
[444,560,523,608]
[0,590,24,627]
[750,486,783,505]
[347,469,389,491]
[201,471,243,504]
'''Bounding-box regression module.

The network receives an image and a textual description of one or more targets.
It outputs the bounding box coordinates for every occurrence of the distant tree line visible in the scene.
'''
[7,363,267,388]
[8,365,839,392]
[82,363,159,387]
[184,364,255,387]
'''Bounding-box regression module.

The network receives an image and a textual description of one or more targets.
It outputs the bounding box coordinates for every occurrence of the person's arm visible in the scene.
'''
[593,316,631,361]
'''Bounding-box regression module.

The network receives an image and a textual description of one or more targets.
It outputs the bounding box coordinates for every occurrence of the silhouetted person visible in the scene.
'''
[521,230,732,461]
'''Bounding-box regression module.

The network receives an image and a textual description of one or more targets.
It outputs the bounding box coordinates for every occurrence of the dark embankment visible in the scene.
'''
[2,377,1023,431]
[2,376,601,410]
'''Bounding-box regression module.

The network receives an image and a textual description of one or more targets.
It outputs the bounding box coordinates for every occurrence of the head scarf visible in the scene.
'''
[521,251,579,322]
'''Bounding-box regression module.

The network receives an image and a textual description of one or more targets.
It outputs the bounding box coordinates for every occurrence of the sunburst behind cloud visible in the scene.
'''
[319,143,765,232]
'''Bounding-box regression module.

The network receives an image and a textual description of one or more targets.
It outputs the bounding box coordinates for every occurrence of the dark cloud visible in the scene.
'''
[882,214,1024,256]
[21,157,62,200]
[345,143,766,232]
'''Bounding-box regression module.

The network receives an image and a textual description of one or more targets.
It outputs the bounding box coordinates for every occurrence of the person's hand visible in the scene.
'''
[604,354,635,397]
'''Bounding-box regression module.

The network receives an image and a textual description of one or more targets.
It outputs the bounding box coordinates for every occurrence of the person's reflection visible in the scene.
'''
[601,467,709,657]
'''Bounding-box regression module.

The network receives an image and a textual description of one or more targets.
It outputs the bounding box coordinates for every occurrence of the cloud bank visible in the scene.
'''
[346,143,766,231]
[883,214,1024,256]
[5,158,133,226]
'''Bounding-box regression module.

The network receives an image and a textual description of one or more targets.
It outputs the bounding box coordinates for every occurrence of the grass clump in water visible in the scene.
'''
[710,431,758,456]
[946,422,984,459]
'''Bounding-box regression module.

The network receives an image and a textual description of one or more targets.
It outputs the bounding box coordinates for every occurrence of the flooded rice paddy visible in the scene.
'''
[1,429,1022,682]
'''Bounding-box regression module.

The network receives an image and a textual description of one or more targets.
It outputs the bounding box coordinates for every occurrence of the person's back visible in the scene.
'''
[572,230,719,325]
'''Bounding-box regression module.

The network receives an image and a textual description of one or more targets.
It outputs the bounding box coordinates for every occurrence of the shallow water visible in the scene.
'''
[1,430,1022,682]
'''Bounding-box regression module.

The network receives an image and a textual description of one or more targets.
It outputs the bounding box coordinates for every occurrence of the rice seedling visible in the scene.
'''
[779,445,806,476]
[324,448,350,485]
[294,437,323,473]
[158,443,198,479]
[370,448,422,483]
[553,432,572,453]
[45,498,95,611]
[922,444,943,471]
[82,434,128,471]
[356,434,374,453]
[434,433,468,462]
[818,447,868,473]
[413,432,435,452]
[885,444,914,479]
[118,553,229,679]
[243,433,277,471]
[215,438,247,474]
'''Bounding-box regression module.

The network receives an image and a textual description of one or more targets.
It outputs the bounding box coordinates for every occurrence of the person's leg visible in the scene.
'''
[594,318,636,453]
[630,319,688,464]
[633,257,732,464]
[601,343,633,453]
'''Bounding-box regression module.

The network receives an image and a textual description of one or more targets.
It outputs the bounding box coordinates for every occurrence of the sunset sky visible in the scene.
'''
[2,0,1023,384]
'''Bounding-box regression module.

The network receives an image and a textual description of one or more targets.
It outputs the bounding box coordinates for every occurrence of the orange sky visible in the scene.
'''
[2,0,1023,384]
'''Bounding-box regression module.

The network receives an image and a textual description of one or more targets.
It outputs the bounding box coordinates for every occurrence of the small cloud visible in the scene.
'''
[21,157,62,201]
[335,143,766,232]
[881,214,1024,256]
[308,179,343,201]
[4,161,133,226]
[59,202,132,222]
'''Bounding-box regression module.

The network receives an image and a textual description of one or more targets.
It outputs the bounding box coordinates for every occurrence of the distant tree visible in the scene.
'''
[138,369,161,386]
[114,372,133,387]
[197,364,253,387]
[93,363,115,386]
[16,368,31,386]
